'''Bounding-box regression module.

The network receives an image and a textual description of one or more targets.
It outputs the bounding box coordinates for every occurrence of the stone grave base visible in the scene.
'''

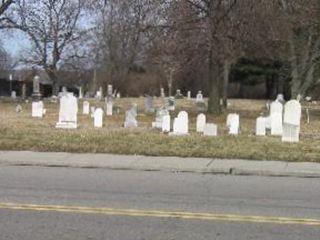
[124,122,138,128]
[282,123,300,143]
[168,132,189,136]
[56,122,78,129]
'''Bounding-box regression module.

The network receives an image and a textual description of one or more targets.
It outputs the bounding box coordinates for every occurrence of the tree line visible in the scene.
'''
[0,0,319,113]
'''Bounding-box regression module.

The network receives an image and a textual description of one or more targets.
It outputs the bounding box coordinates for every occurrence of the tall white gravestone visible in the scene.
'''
[196,91,204,103]
[226,114,240,135]
[256,117,266,136]
[187,91,191,100]
[94,108,104,128]
[282,100,302,143]
[105,96,113,116]
[56,93,78,129]
[196,114,206,133]
[160,88,165,98]
[83,101,90,115]
[79,87,83,99]
[172,111,189,135]
[32,101,44,118]
[11,91,16,99]
[162,115,171,133]
[270,101,283,135]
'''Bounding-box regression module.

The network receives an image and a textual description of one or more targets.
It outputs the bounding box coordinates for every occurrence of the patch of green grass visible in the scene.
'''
[0,98,320,162]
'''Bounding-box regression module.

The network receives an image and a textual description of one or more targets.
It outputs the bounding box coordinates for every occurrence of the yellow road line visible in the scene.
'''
[0,202,319,226]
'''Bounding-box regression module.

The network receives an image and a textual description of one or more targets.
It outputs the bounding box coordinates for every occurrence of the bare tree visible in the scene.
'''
[9,0,86,95]
[0,0,14,28]
[90,0,161,92]
[165,0,248,113]
[276,0,320,98]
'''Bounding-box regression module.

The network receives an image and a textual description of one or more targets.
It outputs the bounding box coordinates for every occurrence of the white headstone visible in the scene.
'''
[56,93,78,129]
[172,111,188,135]
[226,114,240,135]
[270,101,283,135]
[32,101,44,118]
[196,91,203,103]
[283,100,301,126]
[276,94,285,104]
[96,90,102,100]
[162,115,171,133]
[204,123,218,136]
[83,101,90,115]
[256,117,266,136]
[79,87,83,99]
[196,114,206,133]
[106,102,113,116]
[94,108,103,128]
[282,100,302,143]
[99,87,103,98]
[11,91,16,99]
[187,91,191,100]
[160,88,165,98]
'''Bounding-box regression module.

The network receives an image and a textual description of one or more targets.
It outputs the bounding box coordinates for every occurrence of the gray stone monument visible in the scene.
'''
[32,75,42,100]
[152,108,169,129]
[124,104,138,128]
[175,89,183,99]
[107,85,113,97]
[166,97,175,111]
[145,95,154,113]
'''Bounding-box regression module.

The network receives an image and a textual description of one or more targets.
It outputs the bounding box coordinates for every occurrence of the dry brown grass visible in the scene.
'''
[0,97,320,162]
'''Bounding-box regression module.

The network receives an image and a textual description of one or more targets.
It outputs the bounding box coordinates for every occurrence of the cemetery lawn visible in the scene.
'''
[1,98,320,162]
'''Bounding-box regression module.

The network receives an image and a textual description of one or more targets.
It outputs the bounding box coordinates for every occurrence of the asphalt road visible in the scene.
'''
[0,165,319,239]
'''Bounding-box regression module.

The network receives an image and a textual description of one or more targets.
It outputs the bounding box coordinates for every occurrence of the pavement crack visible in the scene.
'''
[206,159,214,167]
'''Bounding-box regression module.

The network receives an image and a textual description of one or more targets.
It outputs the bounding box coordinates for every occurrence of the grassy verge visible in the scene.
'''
[0,98,320,162]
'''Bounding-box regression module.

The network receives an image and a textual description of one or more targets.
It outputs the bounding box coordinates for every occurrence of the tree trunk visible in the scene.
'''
[222,59,230,109]
[290,66,301,99]
[207,49,222,114]
[47,70,59,96]
[289,39,301,99]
